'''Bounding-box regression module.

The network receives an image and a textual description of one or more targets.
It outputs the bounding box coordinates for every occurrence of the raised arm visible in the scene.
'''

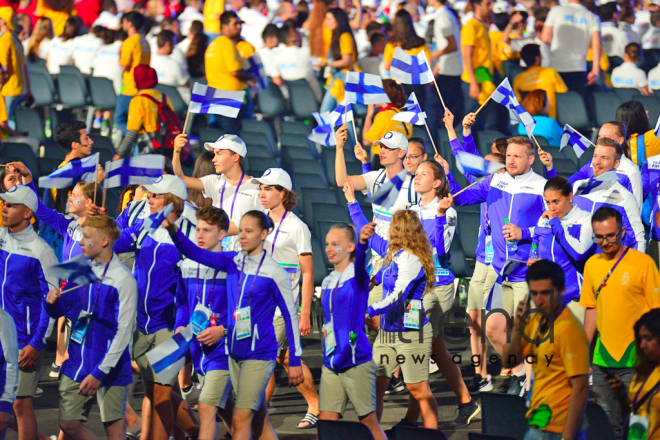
[172,134,205,191]
[335,125,367,190]
[169,228,235,270]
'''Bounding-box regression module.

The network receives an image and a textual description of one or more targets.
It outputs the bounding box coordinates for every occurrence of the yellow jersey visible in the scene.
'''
[203,0,224,34]
[119,33,151,96]
[36,0,76,36]
[512,66,568,120]
[0,31,27,97]
[365,106,412,155]
[126,89,174,134]
[628,367,660,440]
[205,35,245,91]
[461,18,493,84]
[630,131,660,165]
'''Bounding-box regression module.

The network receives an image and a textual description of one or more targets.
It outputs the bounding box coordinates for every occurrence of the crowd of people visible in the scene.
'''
[2,0,660,439]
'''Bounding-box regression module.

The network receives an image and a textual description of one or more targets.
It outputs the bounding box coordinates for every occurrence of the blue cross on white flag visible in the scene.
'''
[560,124,591,159]
[366,168,408,210]
[655,114,660,138]
[308,112,337,146]
[189,83,244,118]
[390,47,434,85]
[104,155,165,189]
[345,72,391,105]
[39,153,99,189]
[330,100,354,126]
[48,254,102,286]
[146,324,193,385]
[141,203,174,235]
[491,78,536,133]
[392,92,427,125]
[247,53,268,92]
[455,151,506,178]
[485,260,518,311]
[574,171,619,197]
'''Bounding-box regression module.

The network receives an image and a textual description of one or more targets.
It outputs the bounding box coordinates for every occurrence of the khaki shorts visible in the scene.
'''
[468,261,490,311]
[273,315,288,353]
[132,328,177,386]
[483,265,528,316]
[199,369,231,409]
[372,322,433,384]
[16,348,43,398]
[229,358,275,411]
[423,284,455,338]
[59,375,127,423]
[319,360,377,417]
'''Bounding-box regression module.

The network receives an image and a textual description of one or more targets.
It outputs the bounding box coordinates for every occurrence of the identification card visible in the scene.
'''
[191,303,212,335]
[628,414,649,440]
[70,310,91,344]
[403,299,422,329]
[235,306,252,340]
[485,235,494,264]
[434,255,449,283]
[323,319,336,356]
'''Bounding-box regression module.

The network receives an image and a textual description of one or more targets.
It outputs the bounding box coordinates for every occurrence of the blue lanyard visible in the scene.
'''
[219,173,244,219]
[237,250,267,308]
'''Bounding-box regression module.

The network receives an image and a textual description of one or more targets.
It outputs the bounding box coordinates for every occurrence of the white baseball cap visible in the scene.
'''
[373,131,409,152]
[0,185,38,213]
[493,0,511,14]
[251,168,293,191]
[143,175,188,201]
[204,134,248,158]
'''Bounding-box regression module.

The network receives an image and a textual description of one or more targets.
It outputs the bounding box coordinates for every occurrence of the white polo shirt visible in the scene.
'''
[611,62,648,90]
[649,64,660,91]
[151,53,190,101]
[72,33,103,75]
[634,9,651,38]
[642,25,660,49]
[362,170,417,241]
[258,45,280,78]
[433,4,463,77]
[47,36,75,74]
[619,22,641,44]
[92,41,123,94]
[276,46,313,81]
[237,7,269,50]
[544,3,600,73]
[601,22,631,59]
[178,6,205,36]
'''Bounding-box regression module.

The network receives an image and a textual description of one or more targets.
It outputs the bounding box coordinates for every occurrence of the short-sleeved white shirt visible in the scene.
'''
[361,170,417,241]
[619,22,641,44]
[92,11,121,29]
[611,62,648,90]
[601,22,631,59]
[258,46,280,78]
[276,46,313,81]
[648,65,660,91]
[237,7,269,50]
[47,36,75,74]
[642,25,660,49]
[634,10,651,38]
[433,5,463,77]
[92,41,123,94]
[178,6,205,36]
[151,53,189,87]
[200,174,264,251]
[544,3,600,73]
[73,34,103,75]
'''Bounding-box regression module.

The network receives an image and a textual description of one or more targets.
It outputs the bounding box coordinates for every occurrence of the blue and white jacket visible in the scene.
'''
[451,169,547,282]
[572,178,646,252]
[44,254,137,386]
[0,225,58,350]
[532,205,596,303]
[641,154,660,240]
[116,199,149,230]
[113,205,197,334]
[0,308,18,415]
[175,258,229,374]
[321,241,371,372]
[170,229,303,366]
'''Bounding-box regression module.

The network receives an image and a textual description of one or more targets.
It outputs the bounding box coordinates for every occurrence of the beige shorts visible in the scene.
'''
[229,358,275,411]
[199,369,231,409]
[483,265,528,316]
[273,315,288,353]
[368,284,384,307]
[16,348,43,398]
[132,328,177,386]
[423,284,455,338]
[372,322,433,384]
[468,261,490,311]
[319,360,377,417]
[59,375,127,423]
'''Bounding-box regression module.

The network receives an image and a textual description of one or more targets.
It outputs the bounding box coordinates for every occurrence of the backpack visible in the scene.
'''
[139,92,192,161]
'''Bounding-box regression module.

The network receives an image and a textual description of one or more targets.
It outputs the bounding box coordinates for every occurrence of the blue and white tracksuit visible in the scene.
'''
[44,254,137,386]
[451,169,547,282]
[531,205,596,303]
[113,205,197,334]
[170,229,303,366]
[116,199,149,229]
[546,156,643,208]
[0,308,18,415]
[321,241,372,371]
[0,225,58,351]
[175,259,229,374]
[641,153,660,240]
[572,179,646,252]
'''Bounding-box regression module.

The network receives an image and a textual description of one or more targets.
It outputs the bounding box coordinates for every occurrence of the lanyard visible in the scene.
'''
[595,247,630,299]
[270,210,289,253]
[326,271,343,316]
[84,261,111,315]
[219,173,244,219]
[632,375,660,414]
[196,264,219,307]
[237,250,267,308]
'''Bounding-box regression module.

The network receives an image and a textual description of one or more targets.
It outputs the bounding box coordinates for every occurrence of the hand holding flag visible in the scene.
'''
[49,255,102,287]
[330,100,354,127]
[561,124,594,159]
[308,112,337,146]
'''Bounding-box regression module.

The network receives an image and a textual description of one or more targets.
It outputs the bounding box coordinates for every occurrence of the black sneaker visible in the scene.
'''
[451,399,481,428]
[384,418,416,438]
[384,375,406,394]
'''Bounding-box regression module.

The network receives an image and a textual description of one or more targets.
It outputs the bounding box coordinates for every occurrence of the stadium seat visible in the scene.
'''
[586,402,615,440]
[456,210,480,261]
[475,130,507,157]
[553,157,578,177]
[27,61,58,103]
[247,157,280,176]
[311,203,350,237]
[614,88,639,103]
[449,235,473,279]
[199,128,223,146]
[281,132,314,149]
[293,173,328,193]
[288,79,320,118]
[578,146,595,168]
[593,92,622,127]
[393,426,449,440]
[57,71,89,109]
[239,131,278,157]
[245,144,273,159]
[257,81,287,118]
[316,220,348,247]
[14,108,49,147]
[289,159,326,180]
[88,77,117,111]
[282,145,316,168]
[634,95,660,125]
[310,237,329,286]
[27,70,57,106]
[3,143,40,179]
[317,420,374,440]
[282,120,312,135]
[89,135,116,160]
[155,84,188,117]
[301,188,339,219]
[241,119,277,148]
[560,145,579,165]
[534,135,549,147]
[481,393,527,440]
[556,92,591,132]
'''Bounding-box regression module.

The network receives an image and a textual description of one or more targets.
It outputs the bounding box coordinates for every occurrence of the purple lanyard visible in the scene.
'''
[270,210,289,253]
[219,173,245,219]
[196,264,219,307]
[237,250,267,308]
[84,261,111,315]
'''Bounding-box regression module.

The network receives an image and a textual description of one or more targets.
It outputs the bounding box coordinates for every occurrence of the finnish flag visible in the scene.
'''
[574,171,619,197]
[485,260,518,311]
[308,112,337,146]
[141,204,174,235]
[247,53,268,92]
[330,100,354,126]
[38,153,99,189]
[390,47,434,85]
[455,151,505,178]
[189,83,244,118]
[366,169,408,210]
[491,78,536,133]
[345,72,390,105]
[560,125,591,159]
[48,254,102,286]
[104,155,165,189]
[392,92,427,125]
[146,324,193,385]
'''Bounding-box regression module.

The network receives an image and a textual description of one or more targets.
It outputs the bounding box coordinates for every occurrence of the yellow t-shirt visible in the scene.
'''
[628,367,660,440]
[0,32,27,97]
[461,18,493,84]
[120,33,151,97]
[236,39,255,61]
[0,91,8,140]
[203,0,224,34]
[580,249,660,367]
[337,32,357,71]
[365,106,412,155]
[587,46,610,73]
[322,24,332,60]
[126,89,174,134]
[521,307,589,434]
[36,0,76,36]
[513,66,568,120]
[205,35,245,91]
[382,42,431,67]
[630,131,660,165]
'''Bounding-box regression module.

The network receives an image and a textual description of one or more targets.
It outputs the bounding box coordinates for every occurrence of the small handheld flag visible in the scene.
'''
[392,92,427,125]
[366,169,408,210]
[390,47,434,85]
[491,78,536,133]
[655,114,660,139]
[455,151,506,178]
[141,204,174,235]
[560,124,592,159]
[485,260,518,311]
[103,155,165,189]
[246,53,268,92]
[574,171,619,197]
[330,100,354,127]
[308,112,337,146]
[146,324,193,385]
[39,153,99,189]
[188,83,244,118]
[345,72,391,105]
[48,255,102,286]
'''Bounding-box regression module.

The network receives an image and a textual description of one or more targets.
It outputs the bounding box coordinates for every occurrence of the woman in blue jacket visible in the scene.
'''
[318,222,386,440]
[165,210,303,440]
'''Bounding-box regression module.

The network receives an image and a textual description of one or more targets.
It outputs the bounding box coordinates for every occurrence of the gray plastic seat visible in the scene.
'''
[556,92,591,131]
[88,76,117,110]
[288,79,320,119]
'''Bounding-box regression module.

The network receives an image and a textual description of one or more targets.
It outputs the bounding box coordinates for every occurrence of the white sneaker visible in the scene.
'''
[478,374,493,392]
[182,382,202,406]
[429,359,439,374]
